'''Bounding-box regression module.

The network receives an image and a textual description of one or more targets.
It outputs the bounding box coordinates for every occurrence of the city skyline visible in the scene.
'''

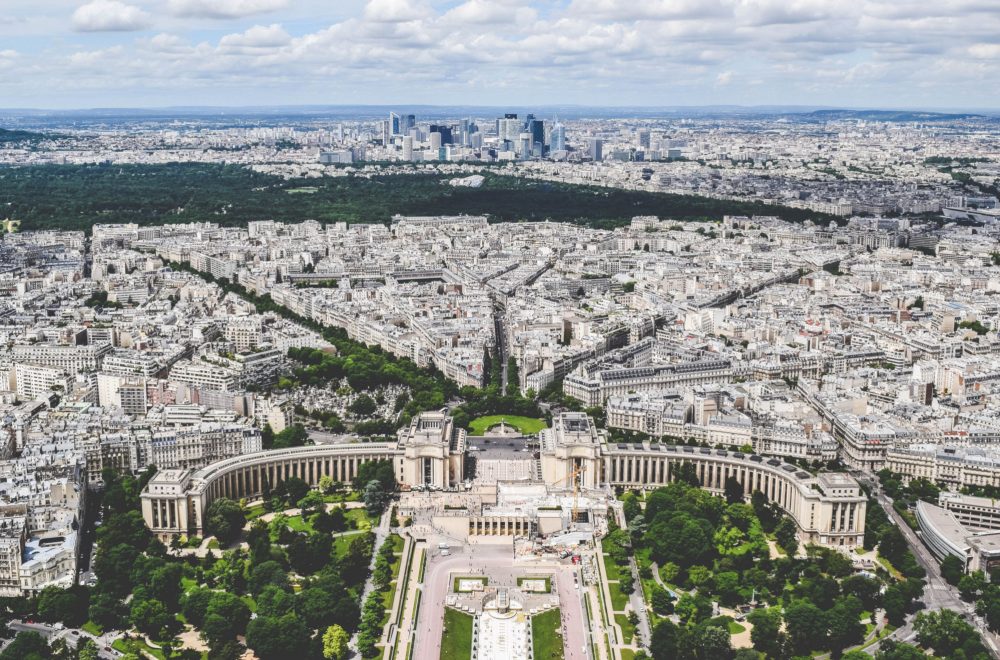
[2,0,1000,109]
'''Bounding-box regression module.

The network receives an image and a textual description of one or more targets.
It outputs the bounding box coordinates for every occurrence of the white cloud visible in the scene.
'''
[5,0,1000,108]
[444,0,536,25]
[72,0,151,32]
[968,43,1000,59]
[219,24,291,49]
[167,0,289,19]
[363,0,426,23]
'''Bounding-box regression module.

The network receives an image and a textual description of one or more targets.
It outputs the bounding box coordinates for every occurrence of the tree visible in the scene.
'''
[827,597,864,657]
[0,631,49,660]
[323,625,350,660]
[915,608,987,657]
[619,572,635,595]
[204,498,246,546]
[622,491,642,523]
[675,462,701,486]
[651,586,674,614]
[36,585,88,626]
[840,574,881,611]
[958,569,986,601]
[353,460,396,492]
[94,542,140,597]
[318,474,336,494]
[298,587,339,629]
[181,587,215,627]
[651,619,679,660]
[747,607,783,659]
[646,514,711,567]
[873,640,927,660]
[297,490,326,517]
[348,394,378,417]
[276,477,310,507]
[715,571,741,606]
[774,516,799,556]
[249,561,290,596]
[979,585,1000,633]
[246,613,310,660]
[877,526,908,568]
[940,555,965,586]
[724,477,744,505]
[257,585,296,618]
[784,601,828,656]
[675,592,712,624]
[202,592,251,647]
[694,626,732,660]
[882,584,910,626]
[130,598,173,638]
[272,424,308,449]
[77,639,101,660]
[88,587,127,630]
[364,479,386,516]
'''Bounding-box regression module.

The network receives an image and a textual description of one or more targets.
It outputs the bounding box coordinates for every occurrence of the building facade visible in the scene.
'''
[142,411,865,547]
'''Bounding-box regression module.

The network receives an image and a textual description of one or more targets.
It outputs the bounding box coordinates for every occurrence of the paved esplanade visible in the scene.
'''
[414,543,589,660]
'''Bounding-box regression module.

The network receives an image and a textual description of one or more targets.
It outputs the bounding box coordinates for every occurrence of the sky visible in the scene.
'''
[1,0,999,110]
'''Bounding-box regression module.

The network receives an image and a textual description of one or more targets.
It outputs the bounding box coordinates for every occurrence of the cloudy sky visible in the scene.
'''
[1,0,998,109]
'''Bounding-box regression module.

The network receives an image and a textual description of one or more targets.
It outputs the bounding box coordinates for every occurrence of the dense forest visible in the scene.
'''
[0,163,838,232]
[0,128,47,144]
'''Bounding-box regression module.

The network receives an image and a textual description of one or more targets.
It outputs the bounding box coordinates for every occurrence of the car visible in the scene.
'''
[71,630,79,635]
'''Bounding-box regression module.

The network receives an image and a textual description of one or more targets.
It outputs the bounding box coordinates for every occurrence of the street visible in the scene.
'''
[865,490,1000,657]
[6,621,120,659]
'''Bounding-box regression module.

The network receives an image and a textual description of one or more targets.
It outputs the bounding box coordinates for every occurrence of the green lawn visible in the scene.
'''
[615,613,635,644]
[453,576,487,592]
[728,620,746,634]
[608,581,629,611]
[333,531,365,558]
[281,514,312,533]
[517,576,552,593]
[345,507,373,530]
[81,621,103,636]
[113,638,166,660]
[532,608,565,660]
[468,415,547,436]
[602,553,622,581]
[440,608,474,660]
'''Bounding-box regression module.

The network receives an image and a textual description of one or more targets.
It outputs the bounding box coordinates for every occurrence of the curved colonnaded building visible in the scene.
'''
[142,411,865,547]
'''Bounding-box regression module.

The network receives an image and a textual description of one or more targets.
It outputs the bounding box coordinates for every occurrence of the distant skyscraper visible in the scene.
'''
[402,114,415,135]
[498,113,520,143]
[589,138,603,161]
[551,123,566,152]
[402,136,413,161]
[389,112,401,136]
[429,131,442,150]
[637,129,651,150]
[528,118,544,153]
[518,133,532,159]
[459,118,470,145]
[429,125,453,144]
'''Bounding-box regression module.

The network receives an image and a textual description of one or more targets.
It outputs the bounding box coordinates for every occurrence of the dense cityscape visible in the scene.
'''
[4,1,1000,659]
[1,104,1000,660]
